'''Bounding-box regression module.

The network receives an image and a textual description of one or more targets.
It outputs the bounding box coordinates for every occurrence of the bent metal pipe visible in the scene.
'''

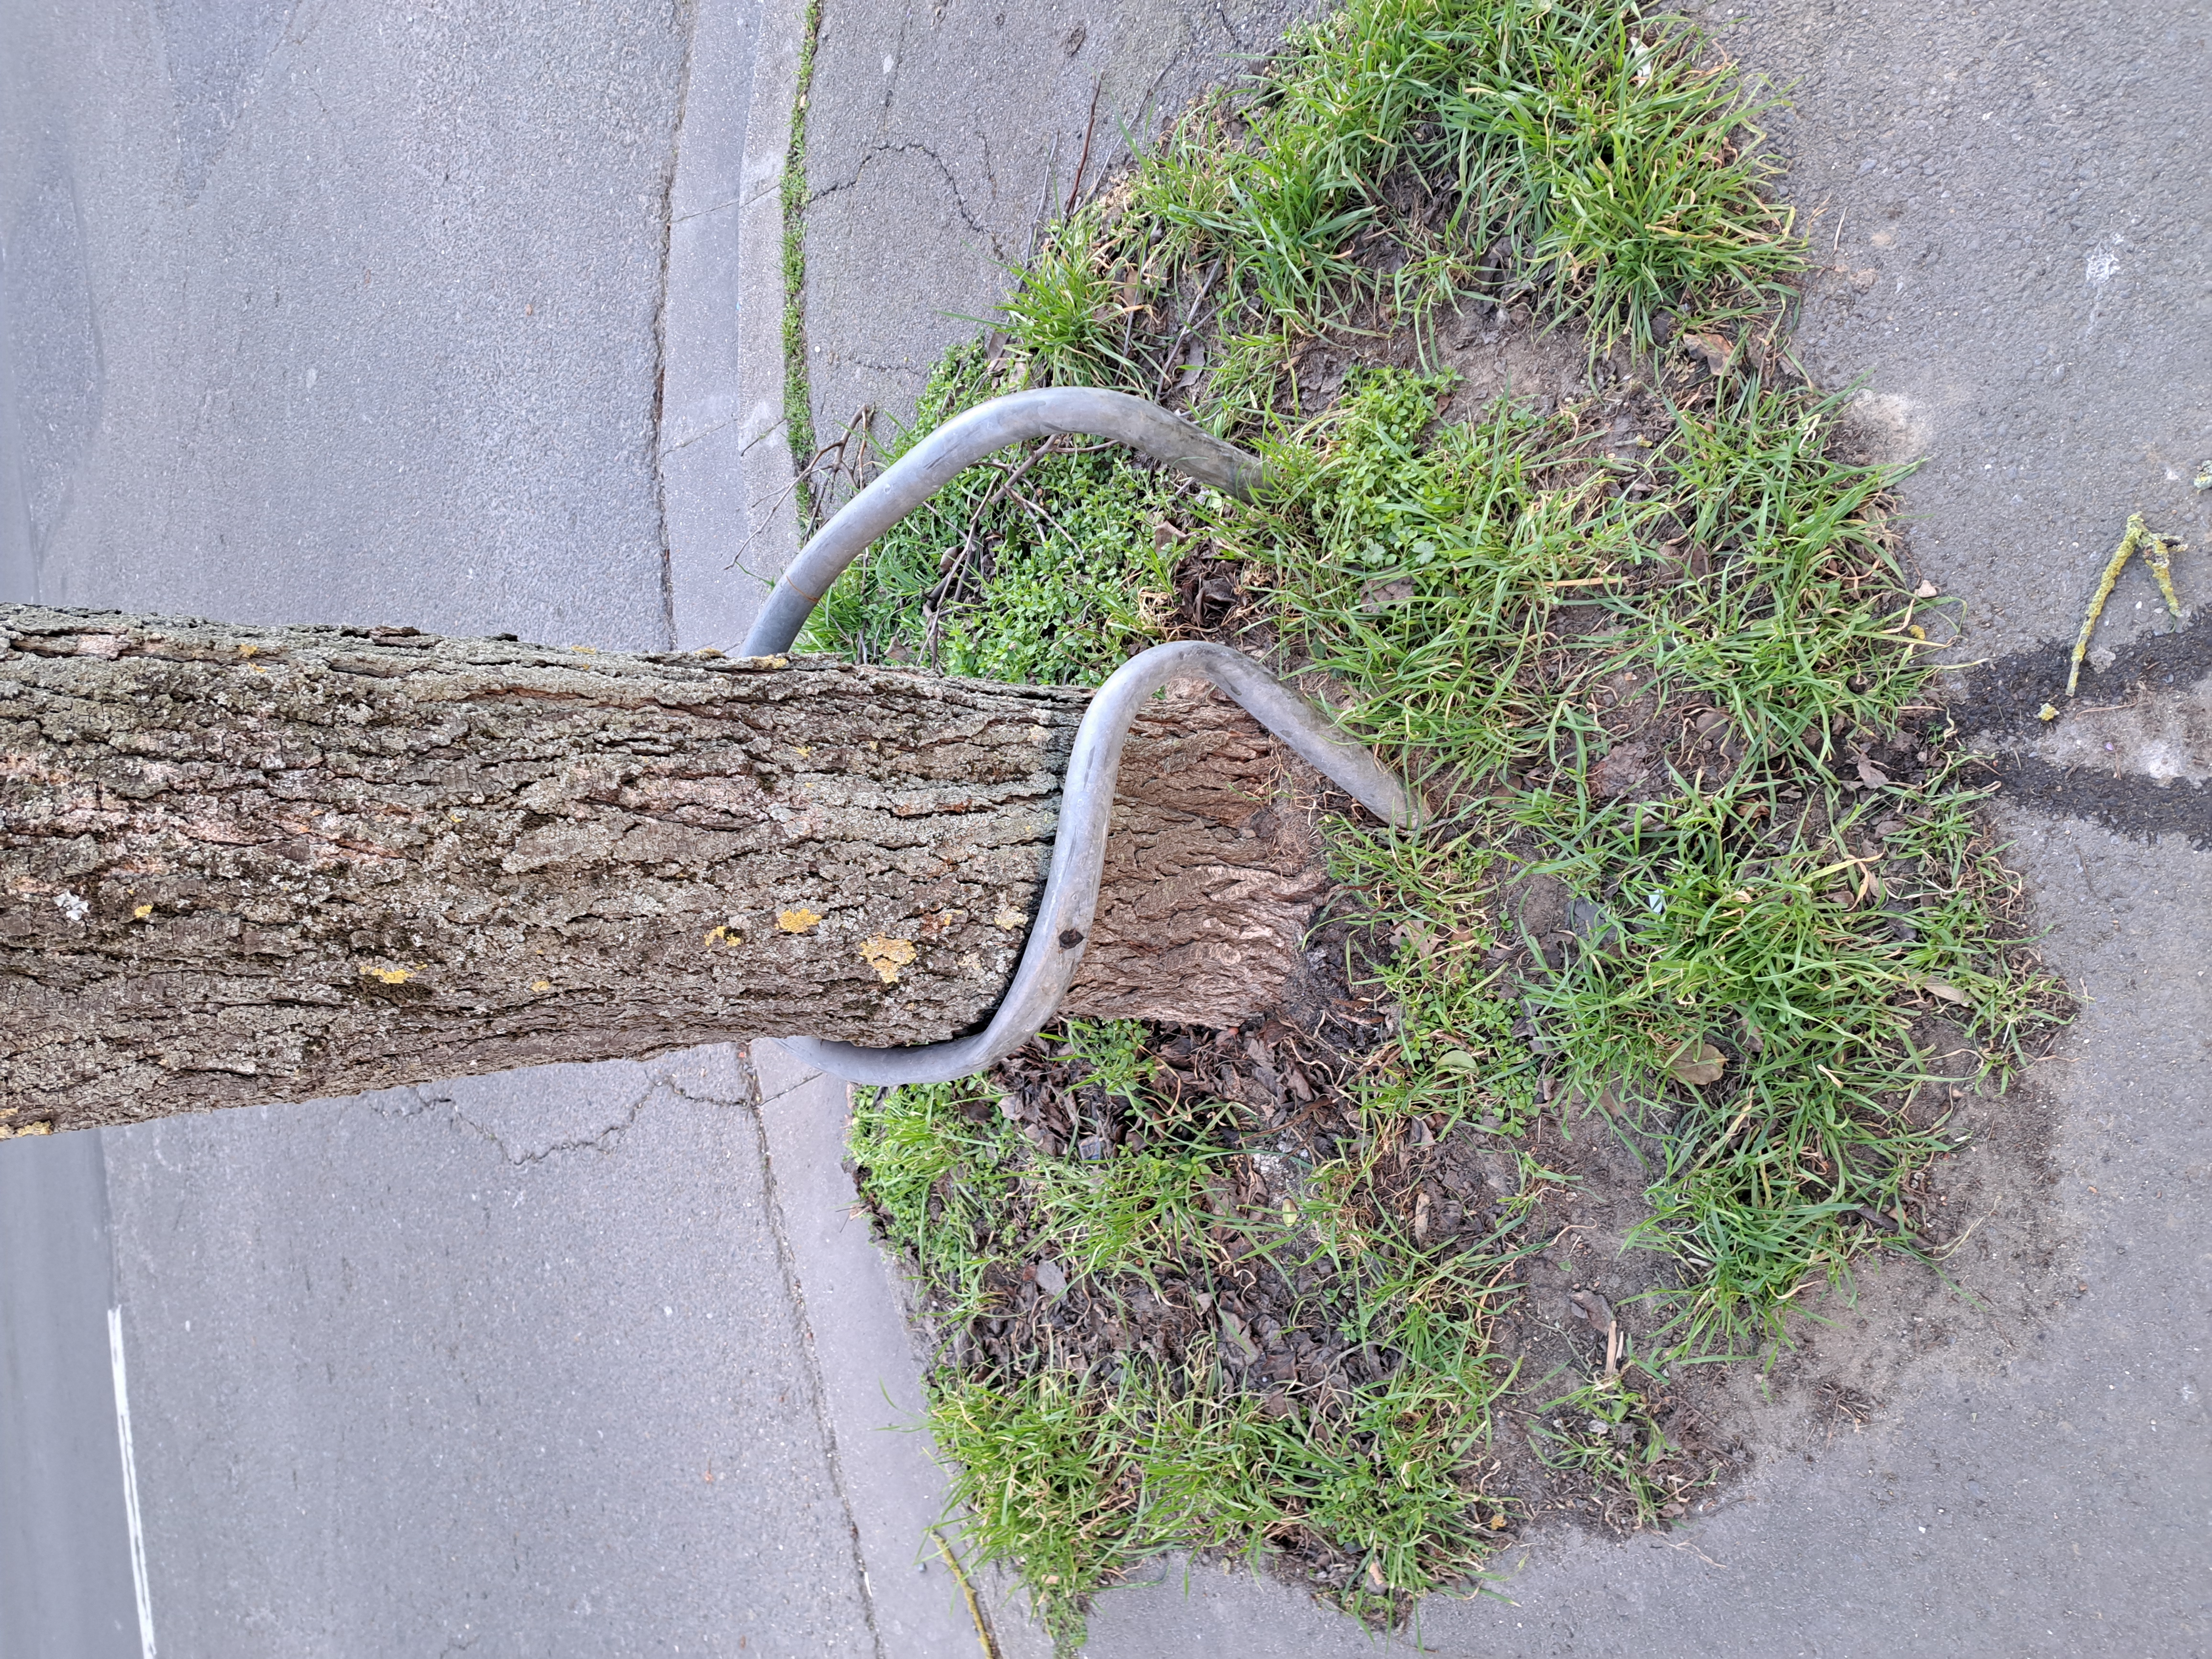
[743,389,1418,1085]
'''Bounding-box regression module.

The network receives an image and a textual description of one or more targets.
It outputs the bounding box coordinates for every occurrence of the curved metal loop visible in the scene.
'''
[753,393,1418,1087]
[741,388,1264,659]
[778,642,1416,1085]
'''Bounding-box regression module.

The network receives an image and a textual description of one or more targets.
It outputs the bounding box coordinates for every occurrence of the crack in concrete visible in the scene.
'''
[809,140,999,244]
[654,1077,748,1108]
[672,194,741,224]
[658,411,741,458]
[752,1070,818,1112]
[363,1085,439,1122]
[827,355,929,376]
[426,1084,655,1167]
[646,1053,759,1109]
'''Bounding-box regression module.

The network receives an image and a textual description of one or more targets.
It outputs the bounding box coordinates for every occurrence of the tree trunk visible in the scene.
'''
[0,606,1325,1133]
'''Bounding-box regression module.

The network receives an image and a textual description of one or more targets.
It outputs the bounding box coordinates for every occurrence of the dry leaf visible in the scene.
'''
[1220,1310,1261,1363]
[1569,1083,1626,1117]
[1922,983,1971,1006]
[1034,1259,1068,1299]
[1854,753,1892,787]
[1668,1041,1727,1087]
[1914,579,1940,598]
[1686,330,1732,371]
[1568,1287,1615,1328]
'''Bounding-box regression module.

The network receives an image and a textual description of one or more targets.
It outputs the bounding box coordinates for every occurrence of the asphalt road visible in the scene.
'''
[0,2,876,1654]
[0,1131,141,1659]
[3,0,677,646]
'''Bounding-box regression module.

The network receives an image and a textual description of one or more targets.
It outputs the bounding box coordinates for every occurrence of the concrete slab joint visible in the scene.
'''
[660,0,807,654]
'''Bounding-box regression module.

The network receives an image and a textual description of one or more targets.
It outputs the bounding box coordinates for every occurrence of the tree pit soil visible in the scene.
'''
[848,290,2079,1611]
[869,929,2070,1588]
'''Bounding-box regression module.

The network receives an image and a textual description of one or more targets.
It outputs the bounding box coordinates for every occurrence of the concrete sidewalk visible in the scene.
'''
[790,0,2211,1653]
[800,0,1325,456]
[0,0,1007,1651]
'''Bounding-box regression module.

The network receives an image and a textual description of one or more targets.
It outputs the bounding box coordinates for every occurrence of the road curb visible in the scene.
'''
[659,0,804,652]
[753,1042,1049,1659]
[660,5,1044,1651]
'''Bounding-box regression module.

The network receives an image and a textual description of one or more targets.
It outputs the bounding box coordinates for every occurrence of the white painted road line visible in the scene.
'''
[107,1306,156,1659]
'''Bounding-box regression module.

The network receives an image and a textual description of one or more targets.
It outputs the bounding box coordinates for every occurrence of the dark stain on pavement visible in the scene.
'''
[1977,752,2212,852]
[1944,614,2212,849]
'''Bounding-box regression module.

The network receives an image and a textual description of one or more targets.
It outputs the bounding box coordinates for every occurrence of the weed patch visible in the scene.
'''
[782,0,824,505]
[803,0,2065,1645]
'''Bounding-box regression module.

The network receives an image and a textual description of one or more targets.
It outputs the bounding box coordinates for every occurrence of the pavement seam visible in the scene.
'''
[646,1,698,655]
[743,1089,889,1658]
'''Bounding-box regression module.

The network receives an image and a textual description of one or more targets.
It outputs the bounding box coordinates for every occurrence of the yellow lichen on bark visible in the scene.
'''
[860,936,918,984]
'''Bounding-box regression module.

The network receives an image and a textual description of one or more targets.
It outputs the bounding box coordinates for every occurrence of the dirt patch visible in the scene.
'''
[852,288,2075,1622]
[880,958,2074,1567]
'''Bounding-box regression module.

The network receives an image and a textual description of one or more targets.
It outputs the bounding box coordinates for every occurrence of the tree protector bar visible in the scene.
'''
[743,389,1418,1085]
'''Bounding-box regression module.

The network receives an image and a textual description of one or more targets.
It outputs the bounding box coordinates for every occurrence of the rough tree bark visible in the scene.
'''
[0,606,1329,1133]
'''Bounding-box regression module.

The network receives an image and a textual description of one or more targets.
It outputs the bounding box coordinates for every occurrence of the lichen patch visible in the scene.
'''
[777,907,824,934]
[860,936,918,984]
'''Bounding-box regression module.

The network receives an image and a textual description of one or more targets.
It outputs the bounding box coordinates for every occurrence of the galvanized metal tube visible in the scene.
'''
[776,640,1416,1085]
[751,391,1416,1085]
[740,388,1265,658]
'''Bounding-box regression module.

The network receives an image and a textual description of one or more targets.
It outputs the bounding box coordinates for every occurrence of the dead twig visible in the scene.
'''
[1065,79,1104,219]
[931,1527,1003,1659]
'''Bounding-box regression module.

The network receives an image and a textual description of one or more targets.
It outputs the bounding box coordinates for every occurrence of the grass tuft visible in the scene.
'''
[799,344,1183,683]
[782,0,825,512]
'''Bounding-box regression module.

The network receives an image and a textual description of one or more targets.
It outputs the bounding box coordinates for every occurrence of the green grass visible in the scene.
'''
[799,344,1185,683]
[849,1077,1023,1327]
[783,0,824,511]
[922,1242,1515,1642]
[857,1036,1517,1645]
[1000,0,1800,420]
[1568,771,2050,1351]
[1232,373,1652,782]
[1529,1364,1700,1527]
[930,1366,1318,1644]
[796,0,2063,1644]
